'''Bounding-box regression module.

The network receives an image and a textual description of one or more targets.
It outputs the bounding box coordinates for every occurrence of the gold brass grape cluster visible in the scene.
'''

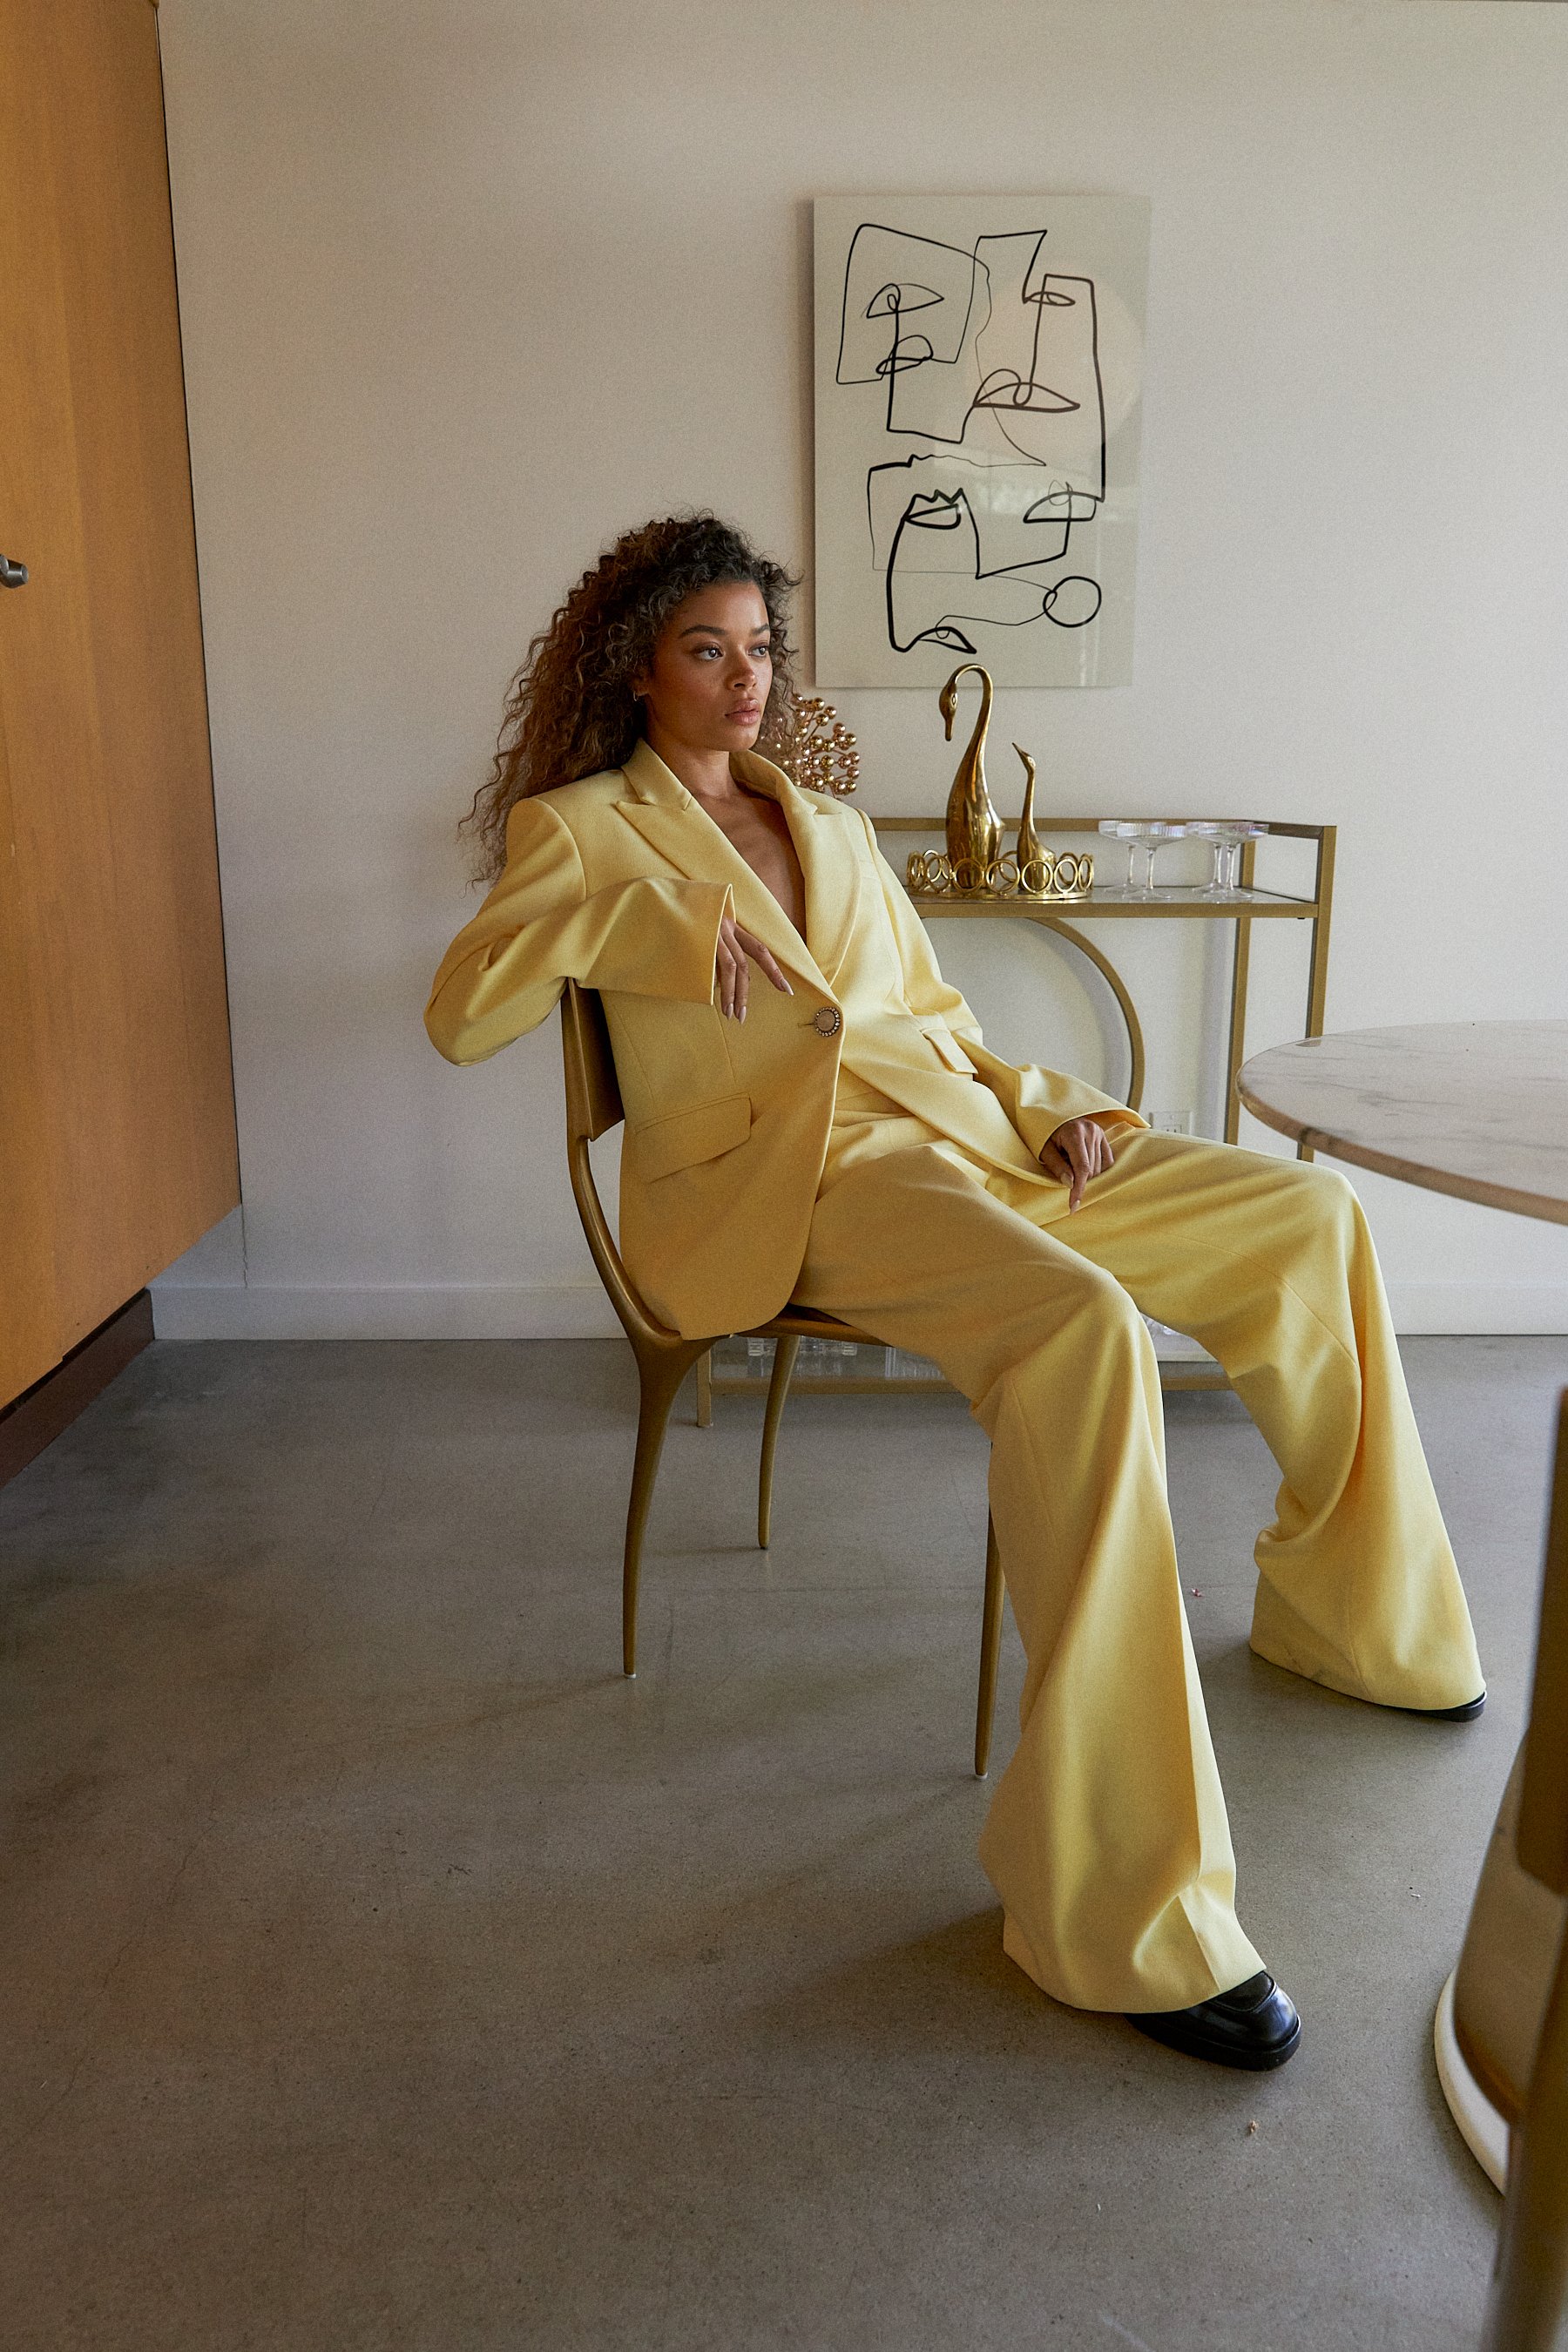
[785,697,861,797]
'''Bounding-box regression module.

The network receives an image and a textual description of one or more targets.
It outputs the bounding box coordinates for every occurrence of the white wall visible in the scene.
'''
[153,0,1568,1340]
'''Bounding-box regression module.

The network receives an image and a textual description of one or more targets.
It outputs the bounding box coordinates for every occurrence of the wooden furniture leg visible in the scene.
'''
[758,1335,800,1550]
[975,1515,1004,1778]
[1482,1391,1568,2349]
[1484,1929,1568,2350]
[623,1336,713,1677]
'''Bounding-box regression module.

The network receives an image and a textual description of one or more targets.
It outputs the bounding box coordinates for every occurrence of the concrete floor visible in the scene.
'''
[2,1335,1565,2351]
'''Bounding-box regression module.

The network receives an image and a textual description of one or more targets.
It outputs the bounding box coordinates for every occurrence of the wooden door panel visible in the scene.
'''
[0,719,61,1399]
[0,0,239,1404]
[0,9,120,1395]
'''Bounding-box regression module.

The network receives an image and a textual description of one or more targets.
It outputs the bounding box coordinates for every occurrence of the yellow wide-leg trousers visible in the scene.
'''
[793,1105,1484,2016]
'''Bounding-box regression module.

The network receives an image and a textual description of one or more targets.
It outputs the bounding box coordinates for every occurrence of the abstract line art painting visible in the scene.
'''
[814,194,1149,688]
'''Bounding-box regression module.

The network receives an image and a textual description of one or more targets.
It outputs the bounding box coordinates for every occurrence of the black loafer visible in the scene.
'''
[1396,1692,1485,1722]
[1127,1968,1301,2072]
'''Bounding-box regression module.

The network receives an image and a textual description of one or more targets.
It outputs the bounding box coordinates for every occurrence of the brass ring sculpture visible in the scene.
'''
[907,845,1096,902]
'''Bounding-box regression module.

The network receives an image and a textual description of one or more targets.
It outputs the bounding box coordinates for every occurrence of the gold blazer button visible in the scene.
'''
[813,1006,842,1037]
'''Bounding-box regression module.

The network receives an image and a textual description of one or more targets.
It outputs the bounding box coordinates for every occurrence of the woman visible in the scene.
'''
[426,513,1484,2071]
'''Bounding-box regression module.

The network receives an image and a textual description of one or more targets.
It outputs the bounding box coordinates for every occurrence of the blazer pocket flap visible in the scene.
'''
[630,1092,753,1183]
[920,1021,973,1074]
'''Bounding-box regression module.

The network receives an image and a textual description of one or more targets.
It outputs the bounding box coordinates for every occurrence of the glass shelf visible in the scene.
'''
[883,817,1327,921]
[906,882,1313,917]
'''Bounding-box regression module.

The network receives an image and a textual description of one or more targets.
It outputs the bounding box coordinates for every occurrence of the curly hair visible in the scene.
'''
[461,513,801,883]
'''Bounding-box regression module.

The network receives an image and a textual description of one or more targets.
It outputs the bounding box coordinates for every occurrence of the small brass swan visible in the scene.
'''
[1013,743,1047,894]
[939,662,1003,884]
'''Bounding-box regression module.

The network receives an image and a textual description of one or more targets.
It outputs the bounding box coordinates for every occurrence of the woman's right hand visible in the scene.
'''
[715,912,794,1021]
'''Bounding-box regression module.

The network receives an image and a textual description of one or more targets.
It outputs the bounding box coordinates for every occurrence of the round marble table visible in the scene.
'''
[1235,1019,1568,1227]
[1237,1020,1568,2193]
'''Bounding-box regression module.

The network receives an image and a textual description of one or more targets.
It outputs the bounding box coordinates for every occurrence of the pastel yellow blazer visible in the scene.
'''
[425,739,1140,1337]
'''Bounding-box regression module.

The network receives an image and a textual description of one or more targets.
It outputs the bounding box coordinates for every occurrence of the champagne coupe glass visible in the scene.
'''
[1097,821,1146,891]
[1225,823,1265,895]
[1191,821,1265,896]
[1189,821,1233,896]
[1133,821,1185,896]
[1221,822,1265,896]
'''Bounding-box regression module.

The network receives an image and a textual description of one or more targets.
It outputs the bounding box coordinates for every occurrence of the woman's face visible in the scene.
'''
[635,580,773,755]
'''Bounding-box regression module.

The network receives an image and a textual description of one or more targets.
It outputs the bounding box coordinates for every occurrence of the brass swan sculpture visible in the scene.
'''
[1013,743,1046,894]
[939,663,1003,882]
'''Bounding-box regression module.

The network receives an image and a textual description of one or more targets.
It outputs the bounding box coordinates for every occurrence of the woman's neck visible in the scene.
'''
[642,725,740,805]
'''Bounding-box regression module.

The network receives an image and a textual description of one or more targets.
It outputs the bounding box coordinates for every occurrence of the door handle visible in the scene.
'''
[0,555,28,587]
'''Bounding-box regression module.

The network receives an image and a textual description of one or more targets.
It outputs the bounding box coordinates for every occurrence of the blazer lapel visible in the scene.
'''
[732,750,863,990]
[615,740,828,993]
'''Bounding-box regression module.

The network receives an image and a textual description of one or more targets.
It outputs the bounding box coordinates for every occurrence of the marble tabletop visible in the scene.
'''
[1236,1022,1568,1225]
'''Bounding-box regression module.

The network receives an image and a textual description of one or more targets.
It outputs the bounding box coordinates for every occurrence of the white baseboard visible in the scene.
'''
[149,1282,624,1340]
[1383,1284,1568,1336]
[149,1278,1568,1342]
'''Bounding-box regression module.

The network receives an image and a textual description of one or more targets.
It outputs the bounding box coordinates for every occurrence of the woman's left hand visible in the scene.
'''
[1039,1117,1116,1212]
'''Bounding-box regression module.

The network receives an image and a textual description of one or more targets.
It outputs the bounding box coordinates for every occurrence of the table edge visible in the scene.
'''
[1234,1079,1568,1227]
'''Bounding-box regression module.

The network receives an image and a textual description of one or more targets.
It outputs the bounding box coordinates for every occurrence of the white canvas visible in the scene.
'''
[814,193,1149,688]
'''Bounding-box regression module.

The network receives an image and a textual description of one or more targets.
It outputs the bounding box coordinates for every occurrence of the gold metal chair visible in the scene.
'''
[560,979,1006,1775]
[1452,1390,1568,2352]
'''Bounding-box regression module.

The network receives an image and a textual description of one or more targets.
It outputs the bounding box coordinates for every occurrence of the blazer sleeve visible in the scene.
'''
[863,814,1147,1153]
[425,794,733,1065]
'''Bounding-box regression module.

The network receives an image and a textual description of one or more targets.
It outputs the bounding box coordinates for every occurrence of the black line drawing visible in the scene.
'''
[835,220,1109,658]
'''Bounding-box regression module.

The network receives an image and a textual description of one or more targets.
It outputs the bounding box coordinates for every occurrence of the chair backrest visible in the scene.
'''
[559,981,671,1350]
[561,977,623,1144]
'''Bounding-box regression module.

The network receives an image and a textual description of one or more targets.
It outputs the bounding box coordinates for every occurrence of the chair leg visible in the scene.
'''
[758,1335,800,1550]
[975,1514,1004,1779]
[696,1348,713,1429]
[623,1340,710,1678]
[1483,1927,1568,2351]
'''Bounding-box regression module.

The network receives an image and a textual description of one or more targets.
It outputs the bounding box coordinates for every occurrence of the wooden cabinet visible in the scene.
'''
[0,0,238,1406]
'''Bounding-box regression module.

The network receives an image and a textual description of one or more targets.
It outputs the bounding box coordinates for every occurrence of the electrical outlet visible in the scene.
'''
[1152,1111,1197,1135]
